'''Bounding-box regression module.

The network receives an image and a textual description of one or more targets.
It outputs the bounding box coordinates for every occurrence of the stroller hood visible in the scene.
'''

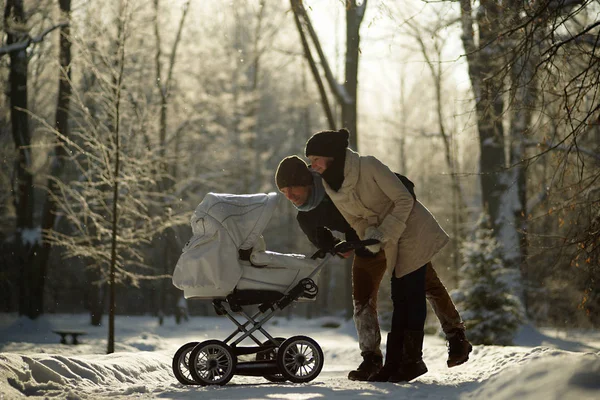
[191,192,279,250]
[172,192,279,298]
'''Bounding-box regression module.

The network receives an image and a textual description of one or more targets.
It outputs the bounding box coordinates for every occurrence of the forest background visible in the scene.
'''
[1,0,598,343]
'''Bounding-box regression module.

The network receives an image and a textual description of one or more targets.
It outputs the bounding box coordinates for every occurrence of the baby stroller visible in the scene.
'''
[170,192,374,386]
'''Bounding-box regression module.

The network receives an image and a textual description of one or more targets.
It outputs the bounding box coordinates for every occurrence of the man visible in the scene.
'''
[275,155,472,381]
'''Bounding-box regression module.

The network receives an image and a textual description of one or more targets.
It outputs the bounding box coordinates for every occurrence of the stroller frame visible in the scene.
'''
[208,280,316,378]
[173,253,331,386]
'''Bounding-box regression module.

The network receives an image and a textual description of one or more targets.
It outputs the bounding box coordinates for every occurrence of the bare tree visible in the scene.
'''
[40,0,186,353]
[35,0,72,321]
[290,0,367,148]
[105,0,129,355]
[153,0,189,172]
[290,0,335,129]
[457,0,518,264]
[2,0,67,319]
[4,0,36,318]
[152,0,190,326]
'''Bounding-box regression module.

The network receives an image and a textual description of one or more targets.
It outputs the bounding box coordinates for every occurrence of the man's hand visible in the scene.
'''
[315,226,336,252]
[337,250,353,259]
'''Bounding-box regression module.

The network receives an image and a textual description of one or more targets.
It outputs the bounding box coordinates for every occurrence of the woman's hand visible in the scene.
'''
[364,226,385,253]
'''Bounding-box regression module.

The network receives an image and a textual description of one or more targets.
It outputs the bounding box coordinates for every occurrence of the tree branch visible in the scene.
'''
[165,0,190,97]
[294,0,352,105]
[0,22,68,57]
[524,139,600,161]
[290,0,336,128]
[539,20,600,63]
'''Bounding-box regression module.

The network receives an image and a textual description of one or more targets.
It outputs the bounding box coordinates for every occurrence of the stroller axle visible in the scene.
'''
[234,360,279,376]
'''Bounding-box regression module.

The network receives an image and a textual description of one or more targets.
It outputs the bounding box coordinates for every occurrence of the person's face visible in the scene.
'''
[307,155,333,174]
[280,185,312,206]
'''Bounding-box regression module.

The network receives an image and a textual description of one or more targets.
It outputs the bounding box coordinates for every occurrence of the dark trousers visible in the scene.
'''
[391,265,427,333]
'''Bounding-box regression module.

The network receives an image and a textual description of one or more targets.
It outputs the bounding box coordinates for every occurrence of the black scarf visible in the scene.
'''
[321,152,346,191]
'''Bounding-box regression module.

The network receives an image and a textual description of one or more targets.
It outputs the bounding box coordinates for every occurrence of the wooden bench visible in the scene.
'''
[52,330,87,345]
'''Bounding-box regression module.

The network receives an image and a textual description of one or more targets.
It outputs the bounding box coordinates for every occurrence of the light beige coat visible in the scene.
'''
[322,149,449,278]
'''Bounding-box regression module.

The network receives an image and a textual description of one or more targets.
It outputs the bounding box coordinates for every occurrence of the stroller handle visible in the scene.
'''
[334,239,379,254]
[309,239,379,260]
[306,239,380,281]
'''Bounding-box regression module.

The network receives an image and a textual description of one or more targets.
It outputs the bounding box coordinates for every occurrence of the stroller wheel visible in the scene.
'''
[172,341,200,385]
[189,340,237,386]
[256,337,287,383]
[276,336,324,383]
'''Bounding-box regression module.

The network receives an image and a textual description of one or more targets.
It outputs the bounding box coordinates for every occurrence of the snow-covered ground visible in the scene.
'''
[0,312,599,399]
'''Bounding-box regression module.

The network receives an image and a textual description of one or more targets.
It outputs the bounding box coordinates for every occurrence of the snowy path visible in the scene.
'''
[1,314,599,399]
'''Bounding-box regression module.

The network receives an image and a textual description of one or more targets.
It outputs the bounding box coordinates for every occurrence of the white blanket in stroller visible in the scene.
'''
[172,192,319,299]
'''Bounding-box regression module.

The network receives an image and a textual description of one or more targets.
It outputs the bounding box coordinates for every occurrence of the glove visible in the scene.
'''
[333,241,353,258]
[315,227,336,252]
[364,226,385,254]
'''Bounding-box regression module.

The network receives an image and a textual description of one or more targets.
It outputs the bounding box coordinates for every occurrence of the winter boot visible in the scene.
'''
[348,352,383,381]
[447,329,473,367]
[388,330,428,383]
[368,332,403,382]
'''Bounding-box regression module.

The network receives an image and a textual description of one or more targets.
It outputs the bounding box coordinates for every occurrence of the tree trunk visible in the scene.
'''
[108,1,127,354]
[250,0,265,192]
[290,0,367,143]
[36,0,72,321]
[88,282,107,326]
[342,0,366,149]
[398,69,408,174]
[474,80,506,229]
[459,0,505,227]
[290,0,335,130]
[5,0,38,319]
[459,0,526,300]
[459,3,501,219]
[507,33,539,309]
[153,0,189,324]
[153,0,167,325]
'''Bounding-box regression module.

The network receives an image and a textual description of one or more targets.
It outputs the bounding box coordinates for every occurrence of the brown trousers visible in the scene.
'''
[352,253,464,356]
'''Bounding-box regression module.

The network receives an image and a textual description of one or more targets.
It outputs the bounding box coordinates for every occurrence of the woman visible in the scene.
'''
[275,155,387,380]
[305,128,449,383]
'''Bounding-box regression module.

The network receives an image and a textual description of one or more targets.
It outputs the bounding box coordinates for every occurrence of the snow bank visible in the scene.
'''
[465,351,600,400]
[1,314,599,399]
[0,351,174,398]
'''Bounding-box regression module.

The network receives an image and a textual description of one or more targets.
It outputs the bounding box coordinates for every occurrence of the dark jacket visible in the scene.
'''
[297,195,375,258]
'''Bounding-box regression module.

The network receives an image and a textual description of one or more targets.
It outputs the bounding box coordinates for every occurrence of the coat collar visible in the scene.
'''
[340,148,360,191]
[322,148,360,198]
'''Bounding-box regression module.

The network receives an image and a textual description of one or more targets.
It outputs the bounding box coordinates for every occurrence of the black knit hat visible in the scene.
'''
[305,128,350,158]
[275,156,313,189]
